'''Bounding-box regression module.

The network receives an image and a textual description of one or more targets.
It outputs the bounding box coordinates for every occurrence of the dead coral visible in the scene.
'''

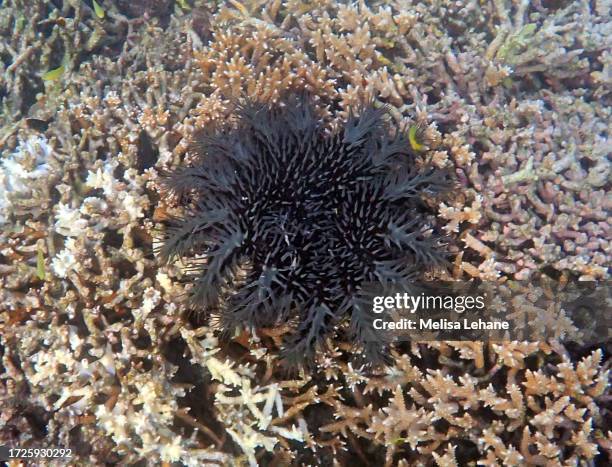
[0,0,133,145]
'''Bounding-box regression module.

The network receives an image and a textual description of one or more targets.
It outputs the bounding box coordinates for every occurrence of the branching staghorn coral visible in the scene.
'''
[0,0,137,144]
[310,343,609,466]
[195,0,611,280]
[488,0,610,79]
[0,0,610,465]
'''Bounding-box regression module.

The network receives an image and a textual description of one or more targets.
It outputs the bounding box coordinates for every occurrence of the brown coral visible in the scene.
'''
[0,0,610,465]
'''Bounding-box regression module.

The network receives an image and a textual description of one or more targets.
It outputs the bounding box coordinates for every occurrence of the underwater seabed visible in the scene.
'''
[0,0,610,466]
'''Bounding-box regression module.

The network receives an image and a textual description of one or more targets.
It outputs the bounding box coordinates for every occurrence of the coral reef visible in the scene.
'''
[0,0,132,138]
[0,135,56,225]
[0,0,610,466]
